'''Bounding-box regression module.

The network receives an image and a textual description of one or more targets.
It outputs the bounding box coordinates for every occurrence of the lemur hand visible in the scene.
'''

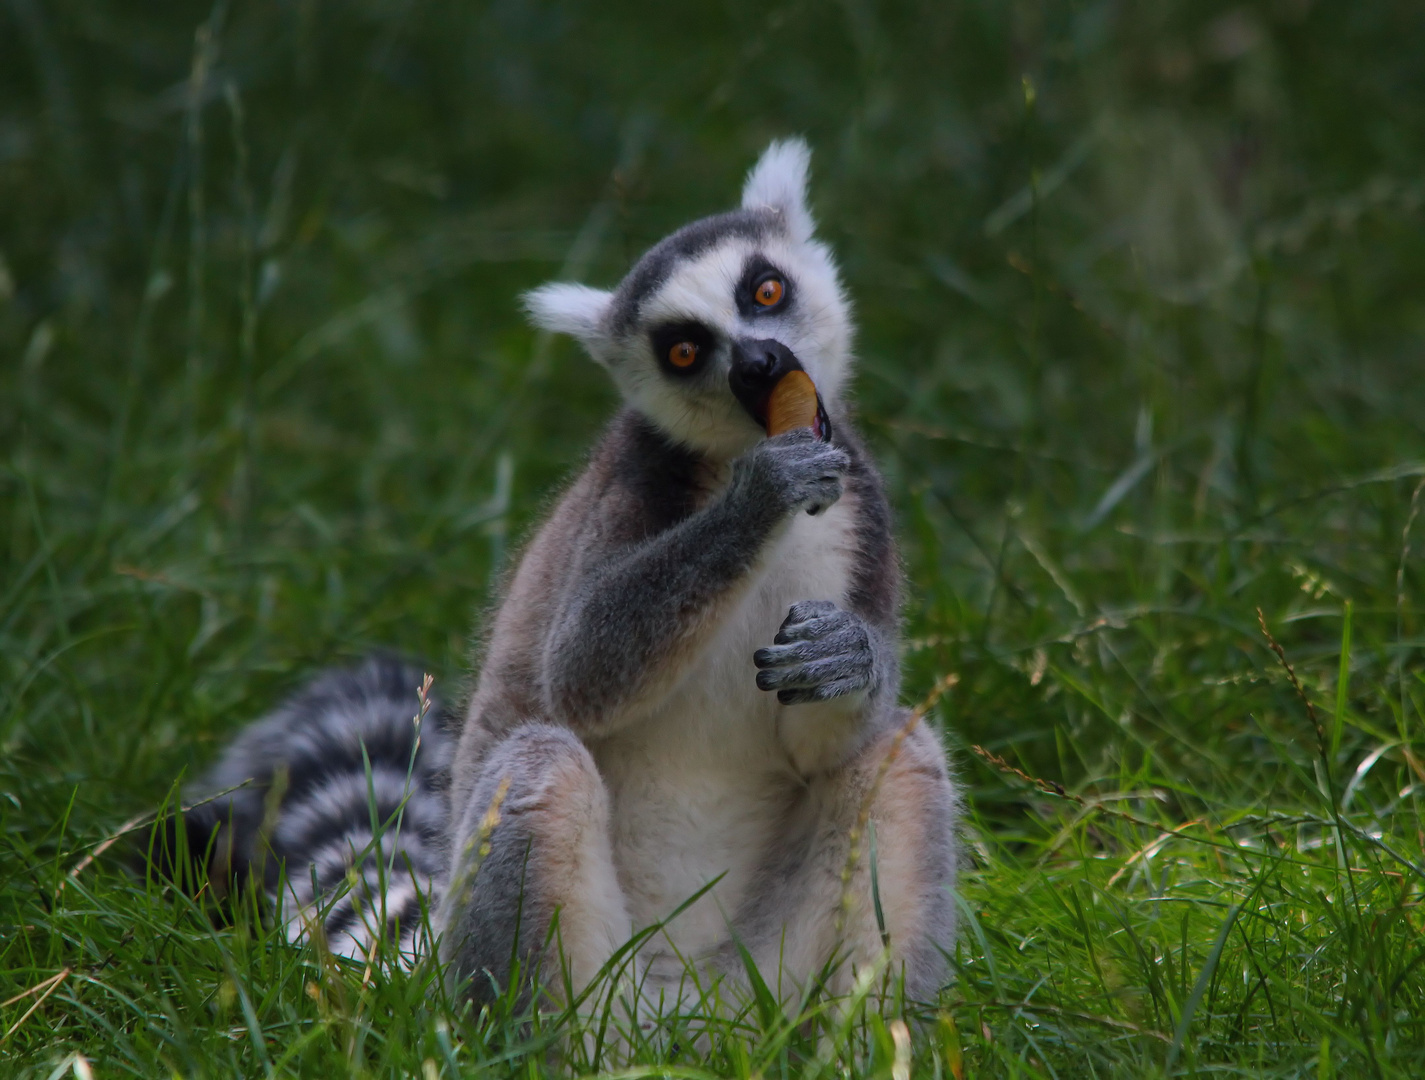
[735,428,848,518]
[754,600,875,705]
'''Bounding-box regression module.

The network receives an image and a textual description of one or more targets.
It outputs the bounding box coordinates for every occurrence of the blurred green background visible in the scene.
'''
[3,1,1425,1075]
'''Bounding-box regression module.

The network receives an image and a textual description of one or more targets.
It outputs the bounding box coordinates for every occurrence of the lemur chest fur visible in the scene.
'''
[590,489,861,943]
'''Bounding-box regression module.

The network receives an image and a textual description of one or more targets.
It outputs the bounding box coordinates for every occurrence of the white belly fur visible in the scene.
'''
[590,492,861,961]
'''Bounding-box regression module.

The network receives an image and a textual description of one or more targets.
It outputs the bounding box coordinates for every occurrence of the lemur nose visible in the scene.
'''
[729,337,803,429]
[731,338,799,383]
[742,343,779,377]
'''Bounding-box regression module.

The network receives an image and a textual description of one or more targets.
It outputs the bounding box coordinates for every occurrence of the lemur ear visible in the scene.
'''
[742,138,815,243]
[523,283,613,350]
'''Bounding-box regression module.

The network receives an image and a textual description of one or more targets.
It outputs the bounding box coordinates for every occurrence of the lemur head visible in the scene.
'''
[525,139,852,459]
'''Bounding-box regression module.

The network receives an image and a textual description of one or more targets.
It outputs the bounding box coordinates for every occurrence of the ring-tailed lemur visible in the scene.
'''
[173,140,960,1012]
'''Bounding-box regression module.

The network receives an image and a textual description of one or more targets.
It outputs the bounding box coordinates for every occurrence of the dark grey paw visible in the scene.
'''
[739,429,849,517]
[753,600,875,705]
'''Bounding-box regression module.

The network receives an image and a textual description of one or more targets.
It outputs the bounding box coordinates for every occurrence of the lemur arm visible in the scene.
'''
[539,428,848,737]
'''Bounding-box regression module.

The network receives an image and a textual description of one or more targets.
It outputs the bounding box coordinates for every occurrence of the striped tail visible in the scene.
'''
[174,654,452,963]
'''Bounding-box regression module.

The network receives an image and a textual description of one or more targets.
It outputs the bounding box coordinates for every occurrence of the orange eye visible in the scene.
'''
[669,341,699,368]
[755,278,785,307]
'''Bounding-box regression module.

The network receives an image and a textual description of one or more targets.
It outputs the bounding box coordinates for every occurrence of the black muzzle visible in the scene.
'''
[728,338,830,439]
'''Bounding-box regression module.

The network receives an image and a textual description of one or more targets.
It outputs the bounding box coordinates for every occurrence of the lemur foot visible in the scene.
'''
[753,600,874,705]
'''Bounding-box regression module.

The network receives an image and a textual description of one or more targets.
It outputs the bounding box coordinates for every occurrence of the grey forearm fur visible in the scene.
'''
[540,463,786,733]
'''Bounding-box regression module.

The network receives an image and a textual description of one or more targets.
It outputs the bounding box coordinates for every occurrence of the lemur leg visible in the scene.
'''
[437,724,634,1006]
[837,721,958,1001]
[735,719,959,1006]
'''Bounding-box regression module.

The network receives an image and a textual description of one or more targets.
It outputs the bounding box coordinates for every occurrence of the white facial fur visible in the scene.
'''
[525,139,854,459]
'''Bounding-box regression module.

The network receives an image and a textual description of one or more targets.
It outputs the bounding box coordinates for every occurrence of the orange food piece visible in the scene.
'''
[766,370,819,436]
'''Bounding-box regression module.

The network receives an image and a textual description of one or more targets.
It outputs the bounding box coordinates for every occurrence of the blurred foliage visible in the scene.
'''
[3,0,1425,1076]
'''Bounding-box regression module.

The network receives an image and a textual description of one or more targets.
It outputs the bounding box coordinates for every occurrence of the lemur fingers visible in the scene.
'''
[754,602,874,702]
[756,655,867,691]
[754,627,866,670]
[737,430,849,517]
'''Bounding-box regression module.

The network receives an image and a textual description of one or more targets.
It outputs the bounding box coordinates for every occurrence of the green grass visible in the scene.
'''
[4,0,1425,1075]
